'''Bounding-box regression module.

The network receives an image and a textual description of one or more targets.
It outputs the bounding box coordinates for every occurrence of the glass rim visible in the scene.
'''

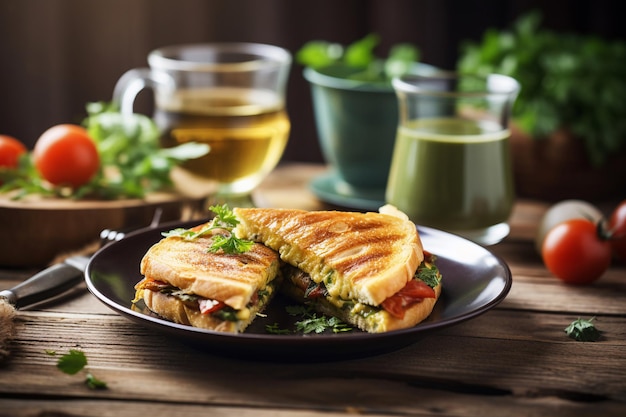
[392,71,520,98]
[148,42,292,72]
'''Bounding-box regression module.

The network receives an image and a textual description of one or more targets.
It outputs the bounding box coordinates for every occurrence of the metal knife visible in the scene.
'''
[0,256,89,309]
[0,208,166,309]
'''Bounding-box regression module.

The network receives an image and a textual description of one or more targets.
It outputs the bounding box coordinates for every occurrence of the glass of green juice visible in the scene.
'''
[386,72,520,245]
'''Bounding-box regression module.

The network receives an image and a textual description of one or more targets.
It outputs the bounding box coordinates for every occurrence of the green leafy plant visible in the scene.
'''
[83,102,209,198]
[0,102,209,199]
[297,33,420,84]
[457,11,626,166]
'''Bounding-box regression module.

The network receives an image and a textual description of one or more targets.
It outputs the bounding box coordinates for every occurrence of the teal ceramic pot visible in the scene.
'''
[304,64,438,190]
[304,65,396,189]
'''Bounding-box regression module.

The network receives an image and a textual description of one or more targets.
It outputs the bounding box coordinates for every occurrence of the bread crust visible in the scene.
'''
[233,207,423,306]
[143,289,243,332]
[140,225,280,310]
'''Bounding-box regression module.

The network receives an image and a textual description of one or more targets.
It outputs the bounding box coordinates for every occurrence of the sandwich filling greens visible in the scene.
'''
[133,276,281,323]
[283,251,441,320]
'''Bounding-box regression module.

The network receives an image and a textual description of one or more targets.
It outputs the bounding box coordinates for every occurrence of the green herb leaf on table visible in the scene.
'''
[564,317,601,342]
[47,349,108,389]
[85,373,108,390]
[55,349,88,375]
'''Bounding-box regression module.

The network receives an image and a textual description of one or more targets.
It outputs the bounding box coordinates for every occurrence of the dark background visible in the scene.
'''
[1,0,624,163]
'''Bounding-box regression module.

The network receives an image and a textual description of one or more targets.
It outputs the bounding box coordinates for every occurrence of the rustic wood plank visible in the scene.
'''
[1,392,624,417]
[3,164,625,417]
[0,399,395,417]
[2,310,624,403]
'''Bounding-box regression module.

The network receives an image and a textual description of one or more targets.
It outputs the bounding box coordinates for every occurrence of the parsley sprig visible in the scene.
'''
[265,305,352,335]
[46,349,107,390]
[565,317,601,342]
[162,204,253,254]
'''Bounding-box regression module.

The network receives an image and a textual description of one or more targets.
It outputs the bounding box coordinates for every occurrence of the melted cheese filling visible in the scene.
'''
[133,276,279,323]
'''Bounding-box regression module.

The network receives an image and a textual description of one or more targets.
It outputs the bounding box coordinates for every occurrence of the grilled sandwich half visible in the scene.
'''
[233,205,442,333]
[134,223,281,333]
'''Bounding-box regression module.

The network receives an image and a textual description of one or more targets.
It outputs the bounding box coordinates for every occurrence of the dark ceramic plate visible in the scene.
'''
[85,220,512,361]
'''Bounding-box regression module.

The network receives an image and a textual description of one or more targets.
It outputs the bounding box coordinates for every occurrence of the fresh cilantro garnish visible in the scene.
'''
[162,204,253,254]
[417,262,441,289]
[210,203,241,229]
[297,33,419,84]
[565,317,601,342]
[47,349,107,390]
[265,323,291,335]
[281,304,352,334]
[296,315,352,334]
[209,234,254,254]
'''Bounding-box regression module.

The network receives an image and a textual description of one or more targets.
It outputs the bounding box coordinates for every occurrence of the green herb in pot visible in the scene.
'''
[297,33,420,84]
[457,11,626,166]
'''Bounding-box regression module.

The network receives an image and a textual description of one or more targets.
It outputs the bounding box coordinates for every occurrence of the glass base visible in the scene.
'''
[207,193,256,209]
[449,222,510,246]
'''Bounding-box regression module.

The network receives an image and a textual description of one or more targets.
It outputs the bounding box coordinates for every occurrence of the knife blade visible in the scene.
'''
[0,255,89,309]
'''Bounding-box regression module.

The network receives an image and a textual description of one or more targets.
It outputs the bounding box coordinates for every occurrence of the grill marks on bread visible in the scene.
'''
[233,207,423,306]
[140,230,280,310]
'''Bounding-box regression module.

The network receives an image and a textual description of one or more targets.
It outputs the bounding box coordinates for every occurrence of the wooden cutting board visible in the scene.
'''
[0,192,205,268]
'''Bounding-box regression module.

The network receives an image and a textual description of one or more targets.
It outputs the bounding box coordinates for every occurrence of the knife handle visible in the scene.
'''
[0,263,84,309]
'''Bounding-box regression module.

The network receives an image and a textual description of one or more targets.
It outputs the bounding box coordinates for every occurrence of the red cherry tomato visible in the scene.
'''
[607,200,626,262]
[33,124,99,188]
[541,218,612,285]
[0,135,27,168]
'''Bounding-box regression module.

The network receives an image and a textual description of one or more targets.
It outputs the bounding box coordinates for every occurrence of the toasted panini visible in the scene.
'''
[280,253,442,333]
[134,223,281,333]
[233,205,423,307]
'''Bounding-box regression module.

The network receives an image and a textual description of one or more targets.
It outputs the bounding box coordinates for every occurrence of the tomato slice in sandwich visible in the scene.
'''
[199,299,226,315]
[381,280,436,319]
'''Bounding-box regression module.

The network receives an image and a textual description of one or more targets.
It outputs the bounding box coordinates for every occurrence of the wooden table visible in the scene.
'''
[1,163,625,417]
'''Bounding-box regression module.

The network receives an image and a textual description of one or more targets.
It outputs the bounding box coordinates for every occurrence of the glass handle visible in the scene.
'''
[112,68,175,115]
